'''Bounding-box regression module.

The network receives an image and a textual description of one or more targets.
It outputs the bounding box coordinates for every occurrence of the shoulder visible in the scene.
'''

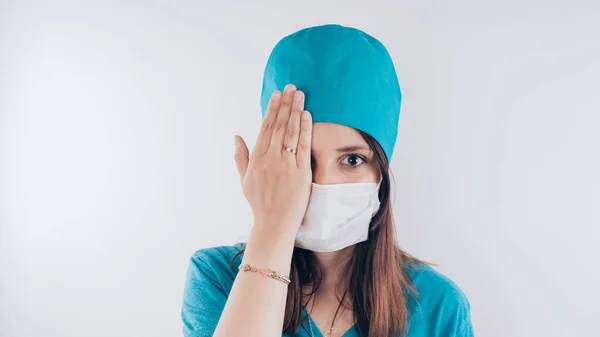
[406,262,471,310]
[186,243,245,286]
[404,262,474,336]
[183,243,245,302]
[189,243,245,269]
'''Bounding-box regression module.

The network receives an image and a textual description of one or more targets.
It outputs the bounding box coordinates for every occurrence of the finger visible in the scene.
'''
[253,90,282,157]
[234,135,249,184]
[269,84,296,153]
[283,90,304,158]
[296,110,313,169]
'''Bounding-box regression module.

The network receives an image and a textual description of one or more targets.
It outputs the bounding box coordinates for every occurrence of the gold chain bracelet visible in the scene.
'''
[238,263,291,285]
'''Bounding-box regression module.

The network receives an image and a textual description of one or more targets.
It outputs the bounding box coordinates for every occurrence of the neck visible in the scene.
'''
[313,245,354,291]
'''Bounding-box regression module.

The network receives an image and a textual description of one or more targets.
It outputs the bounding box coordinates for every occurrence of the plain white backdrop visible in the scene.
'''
[1,1,599,336]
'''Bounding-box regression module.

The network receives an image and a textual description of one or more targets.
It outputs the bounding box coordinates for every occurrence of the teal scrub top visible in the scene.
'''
[181,244,474,337]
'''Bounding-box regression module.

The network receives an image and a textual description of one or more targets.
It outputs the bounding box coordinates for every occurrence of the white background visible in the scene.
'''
[1,1,599,337]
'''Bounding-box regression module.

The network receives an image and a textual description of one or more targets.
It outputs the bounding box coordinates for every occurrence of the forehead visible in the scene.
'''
[311,122,367,153]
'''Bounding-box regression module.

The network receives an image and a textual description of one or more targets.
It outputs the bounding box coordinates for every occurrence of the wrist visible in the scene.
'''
[251,217,300,243]
[242,225,297,274]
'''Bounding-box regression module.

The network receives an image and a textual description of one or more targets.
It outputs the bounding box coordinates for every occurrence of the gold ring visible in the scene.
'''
[283,146,297,154]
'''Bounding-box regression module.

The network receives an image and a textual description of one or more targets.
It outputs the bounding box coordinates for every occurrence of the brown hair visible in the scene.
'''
[232,131,425,337]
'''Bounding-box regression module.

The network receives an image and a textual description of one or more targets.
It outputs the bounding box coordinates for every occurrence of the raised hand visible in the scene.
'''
[234,84,313,238]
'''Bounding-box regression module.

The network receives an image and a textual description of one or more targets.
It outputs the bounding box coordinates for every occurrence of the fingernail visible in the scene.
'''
[303,111,311,120]
[271,91,281,101]
[233,136,238,146]
[294,91,303,102]
[284,84,296,93]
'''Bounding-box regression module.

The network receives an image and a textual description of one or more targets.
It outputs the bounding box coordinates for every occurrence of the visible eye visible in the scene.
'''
[341,154,367,167]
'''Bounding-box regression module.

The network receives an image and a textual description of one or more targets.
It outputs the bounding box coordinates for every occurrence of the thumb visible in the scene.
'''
[233,135,249,184]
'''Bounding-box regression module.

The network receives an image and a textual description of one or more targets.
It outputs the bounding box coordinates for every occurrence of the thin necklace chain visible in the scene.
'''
[306,290,348,337]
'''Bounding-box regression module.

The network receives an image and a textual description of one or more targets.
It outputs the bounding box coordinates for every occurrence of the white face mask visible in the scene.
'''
[295,181,381,252]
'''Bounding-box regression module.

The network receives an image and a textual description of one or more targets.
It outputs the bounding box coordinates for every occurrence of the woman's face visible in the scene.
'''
[310,122,381,185]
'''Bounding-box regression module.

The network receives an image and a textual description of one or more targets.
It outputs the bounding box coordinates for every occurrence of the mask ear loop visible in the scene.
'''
[368,174,386,234]
[371,177,383,217]
[376,176,383,192]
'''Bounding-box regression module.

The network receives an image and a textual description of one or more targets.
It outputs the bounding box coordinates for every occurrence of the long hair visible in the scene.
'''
[232,131,424,336]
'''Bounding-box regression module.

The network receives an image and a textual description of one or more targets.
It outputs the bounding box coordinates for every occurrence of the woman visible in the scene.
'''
[182,24,473,337]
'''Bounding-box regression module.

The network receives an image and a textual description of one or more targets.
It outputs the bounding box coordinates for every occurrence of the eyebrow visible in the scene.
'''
[336,145,371,153]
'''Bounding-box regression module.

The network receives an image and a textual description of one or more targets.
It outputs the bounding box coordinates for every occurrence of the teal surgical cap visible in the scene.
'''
[260,24,402,161]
